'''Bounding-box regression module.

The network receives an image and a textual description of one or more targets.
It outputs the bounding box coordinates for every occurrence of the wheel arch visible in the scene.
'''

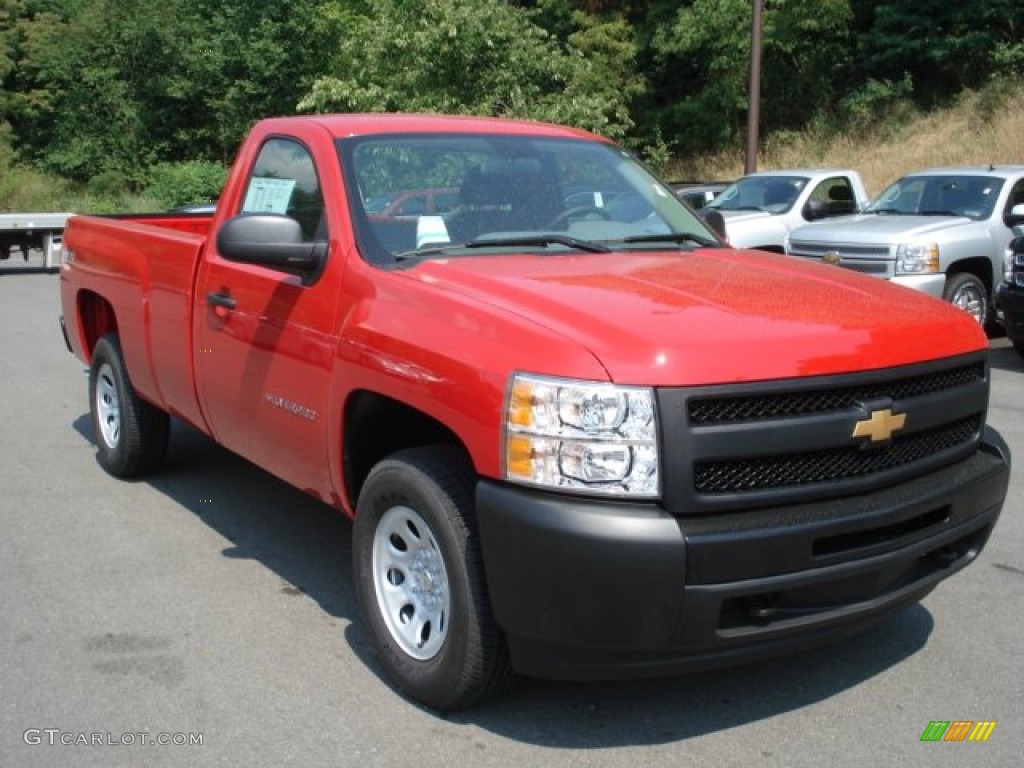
[76,290,119,361]
[946,256,993,296]
[342,390,473,514]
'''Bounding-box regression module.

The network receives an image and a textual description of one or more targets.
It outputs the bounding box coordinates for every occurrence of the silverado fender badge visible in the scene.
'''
[852,408,906,443]
[822,250,842,266]
[264,392,317,421]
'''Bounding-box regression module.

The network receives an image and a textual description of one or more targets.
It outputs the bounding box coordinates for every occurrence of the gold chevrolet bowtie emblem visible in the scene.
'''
[822,251,842,265]
[852,408,906,442]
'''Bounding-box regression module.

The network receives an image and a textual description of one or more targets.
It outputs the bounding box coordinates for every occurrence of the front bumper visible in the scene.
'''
[891,273,946,299]
[476,427,1009,681]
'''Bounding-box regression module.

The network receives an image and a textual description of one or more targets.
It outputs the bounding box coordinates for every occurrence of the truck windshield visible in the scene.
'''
[707,175,809,214]
[337,134,717,264]
[865,175,1004,220]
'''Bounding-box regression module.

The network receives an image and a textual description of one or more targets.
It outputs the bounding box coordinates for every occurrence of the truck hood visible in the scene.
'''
[790,213,970,244]
[402,248,985,387]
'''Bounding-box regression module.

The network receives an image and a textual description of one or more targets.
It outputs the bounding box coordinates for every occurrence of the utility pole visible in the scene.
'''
[744,0,764,174]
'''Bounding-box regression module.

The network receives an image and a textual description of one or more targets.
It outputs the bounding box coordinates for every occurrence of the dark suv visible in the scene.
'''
[997,235,1024,357]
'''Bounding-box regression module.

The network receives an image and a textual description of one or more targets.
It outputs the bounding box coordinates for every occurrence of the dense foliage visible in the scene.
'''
[1,0,1021,206]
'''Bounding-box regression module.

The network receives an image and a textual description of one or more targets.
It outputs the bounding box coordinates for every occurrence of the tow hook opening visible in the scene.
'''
[741,592,781,622]
[926,545,962,567]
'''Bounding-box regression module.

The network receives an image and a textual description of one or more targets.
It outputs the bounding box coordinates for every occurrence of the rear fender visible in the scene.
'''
[77,291,118,363]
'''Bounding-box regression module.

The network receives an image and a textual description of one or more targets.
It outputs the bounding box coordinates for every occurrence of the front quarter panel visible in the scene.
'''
[331,263,610,485]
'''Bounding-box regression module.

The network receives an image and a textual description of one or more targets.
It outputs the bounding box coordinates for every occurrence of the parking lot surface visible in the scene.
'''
[2,262,1021,767]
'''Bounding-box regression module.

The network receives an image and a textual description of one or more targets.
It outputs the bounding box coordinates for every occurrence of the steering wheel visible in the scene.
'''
[548,205,613,230]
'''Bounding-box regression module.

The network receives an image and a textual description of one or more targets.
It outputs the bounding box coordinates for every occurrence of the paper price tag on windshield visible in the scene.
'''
[243,177,296,215]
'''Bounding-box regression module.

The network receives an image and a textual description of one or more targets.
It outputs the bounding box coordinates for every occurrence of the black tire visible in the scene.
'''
[352,446,514,711]
[943,273,989,325]
[88,334,170,478]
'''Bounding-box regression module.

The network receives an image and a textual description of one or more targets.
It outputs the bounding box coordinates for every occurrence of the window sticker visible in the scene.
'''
[243,177,297,215]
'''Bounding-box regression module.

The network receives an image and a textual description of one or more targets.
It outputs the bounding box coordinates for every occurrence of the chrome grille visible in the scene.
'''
[788,241,891,259]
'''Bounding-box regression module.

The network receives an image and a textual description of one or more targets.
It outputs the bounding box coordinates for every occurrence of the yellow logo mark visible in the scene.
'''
[852,408,906,442]
[822,251,842,265]
[969,721,997,742]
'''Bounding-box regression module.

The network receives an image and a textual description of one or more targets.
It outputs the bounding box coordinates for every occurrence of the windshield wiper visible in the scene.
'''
[394,244,464,261]
[614,232,720,248]
[464,234,611,253]
[919,210,960,216]
[869,208,905,215]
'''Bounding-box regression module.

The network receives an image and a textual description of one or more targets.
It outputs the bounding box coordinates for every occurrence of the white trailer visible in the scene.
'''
[0,212,74,269]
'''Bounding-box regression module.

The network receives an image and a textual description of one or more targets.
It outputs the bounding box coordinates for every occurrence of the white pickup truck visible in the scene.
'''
[786,167,1024,325]
[705,169,870,252]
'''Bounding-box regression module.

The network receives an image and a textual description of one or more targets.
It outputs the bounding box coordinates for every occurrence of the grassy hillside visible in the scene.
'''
[667,83,1024,197]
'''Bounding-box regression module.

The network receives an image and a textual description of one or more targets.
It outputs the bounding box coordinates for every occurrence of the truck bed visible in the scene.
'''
[61,212,213,429]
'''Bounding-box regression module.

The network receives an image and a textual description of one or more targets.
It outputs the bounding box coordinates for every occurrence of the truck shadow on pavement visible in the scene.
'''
[72,415,358,623]
[456,604,932,745]
[988,338,1024,373]
[71,413,937,746]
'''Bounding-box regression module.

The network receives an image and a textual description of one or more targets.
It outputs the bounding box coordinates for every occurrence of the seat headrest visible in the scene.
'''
[828,185,853,202]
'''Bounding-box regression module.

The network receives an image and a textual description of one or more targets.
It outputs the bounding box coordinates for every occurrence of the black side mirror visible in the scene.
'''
[1005,203,1024,229]
[697,208,727,240]
[216,214,326,285]
[803,199,828,221]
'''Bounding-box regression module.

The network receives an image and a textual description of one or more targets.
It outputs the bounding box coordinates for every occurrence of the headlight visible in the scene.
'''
[1007,238,1024,285]
[503,373,659,498]
[895,243,939,274]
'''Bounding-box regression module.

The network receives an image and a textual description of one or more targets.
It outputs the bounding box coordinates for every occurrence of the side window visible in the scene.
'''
[1006,179,1024,219]
[809,177,856,217]
[242,138,326,241]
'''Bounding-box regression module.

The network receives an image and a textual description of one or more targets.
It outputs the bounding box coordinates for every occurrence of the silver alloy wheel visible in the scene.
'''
[95,362,121,448]
[371,505,450,660]
[950,282,986,324]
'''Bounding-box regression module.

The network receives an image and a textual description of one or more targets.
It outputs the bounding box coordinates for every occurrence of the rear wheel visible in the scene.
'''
[352,446,513,711]
[943,273,988,325]
[89,334,170,477]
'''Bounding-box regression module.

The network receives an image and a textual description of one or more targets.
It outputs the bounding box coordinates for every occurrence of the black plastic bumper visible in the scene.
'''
[475,427,1009,681]
[996,283,1024,345]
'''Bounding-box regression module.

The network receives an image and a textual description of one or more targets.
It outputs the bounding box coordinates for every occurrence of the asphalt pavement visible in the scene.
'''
[2,257,1022,767]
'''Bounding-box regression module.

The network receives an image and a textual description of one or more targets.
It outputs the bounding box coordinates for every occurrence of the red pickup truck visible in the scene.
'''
[59,114,1009,710]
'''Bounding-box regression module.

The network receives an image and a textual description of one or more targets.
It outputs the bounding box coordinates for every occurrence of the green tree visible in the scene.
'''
[4,0,345,180]
[7,0,179,179]
[298,0,638,141]
[857,0,1024,102]
[161,0,345,164]
[641,0,853,154]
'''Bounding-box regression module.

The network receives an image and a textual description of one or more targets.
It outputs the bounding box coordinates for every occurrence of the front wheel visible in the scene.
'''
[88,334,170,477]
[943,273,989,325]
[352,446,513,710]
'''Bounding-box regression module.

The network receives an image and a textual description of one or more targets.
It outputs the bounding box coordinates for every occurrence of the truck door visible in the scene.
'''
[194,136,340,501]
